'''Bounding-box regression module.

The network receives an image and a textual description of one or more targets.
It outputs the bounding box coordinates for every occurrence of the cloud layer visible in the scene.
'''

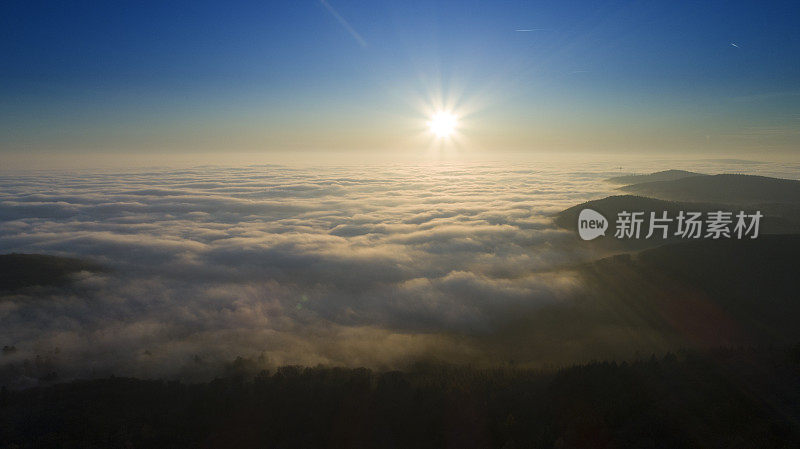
[4,158,794,384]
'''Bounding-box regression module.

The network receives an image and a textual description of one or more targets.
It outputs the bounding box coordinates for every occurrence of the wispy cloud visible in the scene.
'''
[320,0,367,48]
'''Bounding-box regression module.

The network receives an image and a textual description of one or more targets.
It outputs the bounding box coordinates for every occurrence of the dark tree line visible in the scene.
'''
[2,346,800,448]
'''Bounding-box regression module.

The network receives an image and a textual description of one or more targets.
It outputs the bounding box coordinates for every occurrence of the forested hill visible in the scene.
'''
[1,346,798,448]
[619,173,800,204]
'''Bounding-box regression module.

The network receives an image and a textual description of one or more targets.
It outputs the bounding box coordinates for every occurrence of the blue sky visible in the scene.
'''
[2,0,799,154]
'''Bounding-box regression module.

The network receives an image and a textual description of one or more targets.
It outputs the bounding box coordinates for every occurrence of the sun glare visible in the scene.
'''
[427,111,458,138]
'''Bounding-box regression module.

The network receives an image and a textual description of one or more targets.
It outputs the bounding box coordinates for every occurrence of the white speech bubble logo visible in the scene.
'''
[578,208,608,240]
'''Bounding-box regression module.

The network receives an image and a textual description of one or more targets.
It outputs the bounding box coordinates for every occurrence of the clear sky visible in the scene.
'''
[2,0,799,156]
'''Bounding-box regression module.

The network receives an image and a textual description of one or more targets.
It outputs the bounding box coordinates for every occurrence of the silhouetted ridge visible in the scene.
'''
[620,173,800,204]
[2,347,798,448]
[0,254,103,291]
[607,169,705,184]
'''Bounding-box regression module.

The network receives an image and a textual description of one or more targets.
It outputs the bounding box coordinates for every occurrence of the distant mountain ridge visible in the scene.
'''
[607,169,705,184]
[619,173,800,204]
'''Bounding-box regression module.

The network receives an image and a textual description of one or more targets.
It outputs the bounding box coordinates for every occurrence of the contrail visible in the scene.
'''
[730,42,740,48]
[320,0,367,48]
[515,28,544,32]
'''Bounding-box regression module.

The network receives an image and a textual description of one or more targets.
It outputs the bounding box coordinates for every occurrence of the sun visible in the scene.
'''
[427,111,458,138]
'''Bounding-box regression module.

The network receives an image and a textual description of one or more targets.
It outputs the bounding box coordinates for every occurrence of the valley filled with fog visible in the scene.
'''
[1,157,799,385]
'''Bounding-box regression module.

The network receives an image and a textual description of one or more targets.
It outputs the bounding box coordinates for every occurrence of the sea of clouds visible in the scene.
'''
[1,158,798,385]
